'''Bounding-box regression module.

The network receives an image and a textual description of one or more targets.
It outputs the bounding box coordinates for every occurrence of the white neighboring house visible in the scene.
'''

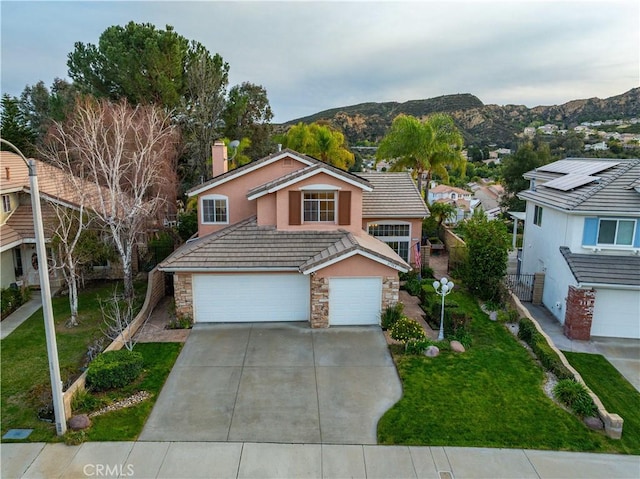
[427,184,480,223]
[518,158,640,340]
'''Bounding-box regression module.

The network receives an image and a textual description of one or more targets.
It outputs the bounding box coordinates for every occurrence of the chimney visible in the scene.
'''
[5,167,10,180]
[211,141,228,177]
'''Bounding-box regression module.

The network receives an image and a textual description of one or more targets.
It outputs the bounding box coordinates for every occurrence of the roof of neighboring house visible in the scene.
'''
[560,247,640,286]
[429,184,471,196]
[435,197,472,213]
[188,149,371,197]
[0,151,111,214]
[519,158,640,213]
[159,216,409,273]
[0,205,58,252]
[358,172,429,218]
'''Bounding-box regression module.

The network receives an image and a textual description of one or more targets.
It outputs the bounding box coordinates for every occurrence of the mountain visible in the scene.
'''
[280,88,640,148]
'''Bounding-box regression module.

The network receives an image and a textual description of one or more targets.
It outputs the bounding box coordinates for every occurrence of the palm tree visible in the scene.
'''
[376,113,466,198]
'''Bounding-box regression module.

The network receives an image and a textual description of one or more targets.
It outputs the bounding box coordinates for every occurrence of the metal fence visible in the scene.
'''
[505,273,535,302]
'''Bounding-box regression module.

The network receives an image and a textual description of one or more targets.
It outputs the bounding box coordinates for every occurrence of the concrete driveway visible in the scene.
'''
[139,323,402,444]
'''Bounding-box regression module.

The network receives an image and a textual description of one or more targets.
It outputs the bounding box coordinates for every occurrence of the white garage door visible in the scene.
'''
[192,274,310,323]
[591,288,640,339]
[329,277,382,326]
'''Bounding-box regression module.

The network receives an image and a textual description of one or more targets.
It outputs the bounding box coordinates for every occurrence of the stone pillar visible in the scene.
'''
[310,275,329,328]
[173,273,193,320]
[532,272,545,305]
[563,285,595,340]
[381,275,400,311]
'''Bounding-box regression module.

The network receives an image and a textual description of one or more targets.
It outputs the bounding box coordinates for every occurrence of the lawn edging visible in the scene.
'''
[508,292,623,439]
[62,267,166,419]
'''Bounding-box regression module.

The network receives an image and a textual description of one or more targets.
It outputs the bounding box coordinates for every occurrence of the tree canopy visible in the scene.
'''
[500,142,551,211]
[0,94,37,156]
[376,113,466,196]
[277,122,355,169]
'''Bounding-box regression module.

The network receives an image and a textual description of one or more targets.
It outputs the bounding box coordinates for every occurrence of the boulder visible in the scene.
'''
[424,345,440,357]
[68,414,91,431]
[584,416,604,430]
[450,340,466,353]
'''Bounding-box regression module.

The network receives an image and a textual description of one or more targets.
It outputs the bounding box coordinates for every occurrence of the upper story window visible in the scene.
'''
[303,192,335,222]
[533,205,543,226]
[201,195,228,224]
[2,195,11,213]
[597,218,635,246]
[368,222,411,262]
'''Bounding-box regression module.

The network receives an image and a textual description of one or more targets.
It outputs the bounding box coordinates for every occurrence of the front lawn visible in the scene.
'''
[563,351,640,454]
[1,281,145,441]
[378,288,636,454]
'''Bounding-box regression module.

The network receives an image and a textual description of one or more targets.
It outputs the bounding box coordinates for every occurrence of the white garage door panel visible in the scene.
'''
[329,277,382,326]
[193,274,310,323]
[591,288,640,339]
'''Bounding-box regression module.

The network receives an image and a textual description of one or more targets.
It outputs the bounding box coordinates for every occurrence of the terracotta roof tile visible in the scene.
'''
[358,172,429,218]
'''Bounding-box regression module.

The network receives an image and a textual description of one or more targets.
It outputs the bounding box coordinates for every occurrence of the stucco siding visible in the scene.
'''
[315,254,398,278]
[1,250,16,287]
[363,217,423,265]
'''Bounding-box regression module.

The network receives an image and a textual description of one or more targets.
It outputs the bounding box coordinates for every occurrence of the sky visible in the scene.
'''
[1,0,639,123]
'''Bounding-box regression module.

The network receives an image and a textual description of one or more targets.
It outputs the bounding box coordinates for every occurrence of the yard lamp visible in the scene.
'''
[1,139,67,435]
[433,277,455,341]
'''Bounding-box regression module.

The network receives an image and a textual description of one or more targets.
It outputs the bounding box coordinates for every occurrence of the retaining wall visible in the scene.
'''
[62,267,166,419]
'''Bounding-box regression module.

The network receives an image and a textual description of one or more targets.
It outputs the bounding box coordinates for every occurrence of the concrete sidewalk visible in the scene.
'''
[0,296,42,340]
[3,441,639,478]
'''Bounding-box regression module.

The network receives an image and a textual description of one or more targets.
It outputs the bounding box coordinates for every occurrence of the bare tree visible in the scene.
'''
[99,288,136,351]
[52,97,179,297]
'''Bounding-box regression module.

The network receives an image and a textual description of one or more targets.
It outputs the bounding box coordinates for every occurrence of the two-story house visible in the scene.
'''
[427,183,479,223]
[518,158,640,340]
[160,143,429,327]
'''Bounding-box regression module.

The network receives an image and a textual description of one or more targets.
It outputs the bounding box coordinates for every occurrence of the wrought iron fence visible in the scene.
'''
[505,273,535,302]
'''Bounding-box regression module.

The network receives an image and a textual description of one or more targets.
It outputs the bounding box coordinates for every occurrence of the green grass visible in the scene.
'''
[1,281,146,442]
[83,342,181,441]
[378,288,636,453]
[564,351,640,454]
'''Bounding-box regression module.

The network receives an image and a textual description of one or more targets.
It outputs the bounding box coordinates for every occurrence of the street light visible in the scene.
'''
[1,139,67,435]
[433,276,455,341]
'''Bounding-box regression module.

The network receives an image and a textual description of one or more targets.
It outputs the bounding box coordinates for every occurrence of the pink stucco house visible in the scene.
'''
[160,142,428,327]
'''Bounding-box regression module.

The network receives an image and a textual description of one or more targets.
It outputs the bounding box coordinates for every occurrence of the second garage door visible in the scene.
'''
[329,277,382,326]
[192,273,310,323]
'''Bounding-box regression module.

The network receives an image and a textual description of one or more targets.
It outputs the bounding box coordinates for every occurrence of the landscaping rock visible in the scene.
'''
[68,414,91,431]
[450,340,466,353]
[424,345,440,357]
[584,416,604,430]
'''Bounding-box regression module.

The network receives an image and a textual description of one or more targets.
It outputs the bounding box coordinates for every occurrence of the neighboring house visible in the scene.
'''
[160,144,429,327]
[0,151,128,290]
[518,158,640,340]
[427,183,479,223]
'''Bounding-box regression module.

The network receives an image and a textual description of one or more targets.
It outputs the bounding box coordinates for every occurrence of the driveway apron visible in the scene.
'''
[139,322,402,444]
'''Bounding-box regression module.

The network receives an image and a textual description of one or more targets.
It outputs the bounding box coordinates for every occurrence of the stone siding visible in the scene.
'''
[174,273,193,320]
[381,276,400,311]
[310,275,329,328]
[563,286,595,341]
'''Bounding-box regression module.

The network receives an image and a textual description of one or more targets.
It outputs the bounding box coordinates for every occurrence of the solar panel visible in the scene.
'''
[542,174,600,191]
[538,160,619,176]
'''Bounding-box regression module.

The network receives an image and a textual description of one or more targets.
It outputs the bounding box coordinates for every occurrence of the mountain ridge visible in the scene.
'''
[280,88,640,148]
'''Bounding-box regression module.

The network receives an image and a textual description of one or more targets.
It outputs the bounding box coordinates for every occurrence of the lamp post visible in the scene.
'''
[1,139,67,435]
[433,276,454,341]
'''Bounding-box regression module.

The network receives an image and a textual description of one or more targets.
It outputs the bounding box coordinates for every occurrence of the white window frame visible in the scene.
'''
[201,194,229,225]
[2,195,11,213]
[303,191,336,223]
[596,218,636,247]
[533,205,543,227]
[367,221,411,262]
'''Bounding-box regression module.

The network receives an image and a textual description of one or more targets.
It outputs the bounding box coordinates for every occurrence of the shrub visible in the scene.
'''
[167,315,193,330]
[381,303,404,330]
[404,277,422,296]
[86,350,144,392]
[554,379,598,417]
[449,329,472,348]
[405,338,432,355]
[390,317,426,343]
[1,286,29,319]
[518,318,573,380]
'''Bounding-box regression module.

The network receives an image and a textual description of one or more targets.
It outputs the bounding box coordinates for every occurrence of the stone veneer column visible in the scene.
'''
[310,276,329,328]
[173,273,193,320]
[563,285,595,340]
[381,275,400,311]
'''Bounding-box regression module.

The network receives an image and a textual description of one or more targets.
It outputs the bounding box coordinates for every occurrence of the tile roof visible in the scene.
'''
[187,148,371,196]
[430,184,471,195]
[358,172,429,218]
[560,247,640,286]
[0,205,58,251]
[159,216,409,272]
[518,158,640,213]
